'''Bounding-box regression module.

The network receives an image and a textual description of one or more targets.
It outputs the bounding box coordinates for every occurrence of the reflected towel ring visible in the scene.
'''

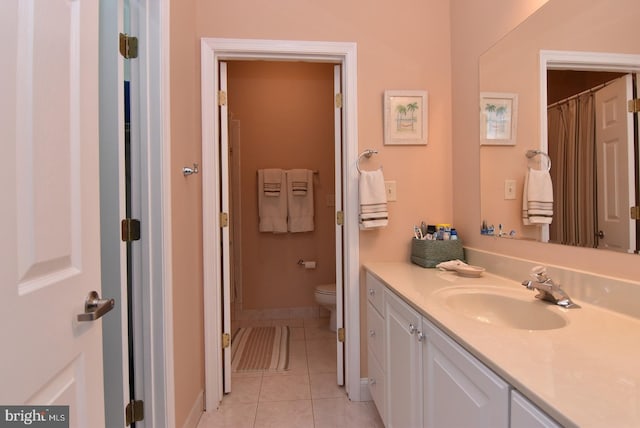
[526,149,551,172]
[356,149,379,173]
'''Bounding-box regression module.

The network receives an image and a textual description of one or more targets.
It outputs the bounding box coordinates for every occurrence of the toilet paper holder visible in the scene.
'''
[297,259,317,269]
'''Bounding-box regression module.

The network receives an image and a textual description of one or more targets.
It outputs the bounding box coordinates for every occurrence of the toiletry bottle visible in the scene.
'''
[450,229,458,240]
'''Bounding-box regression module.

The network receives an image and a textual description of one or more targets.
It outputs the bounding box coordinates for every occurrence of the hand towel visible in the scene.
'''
[258,169,288,233]
[522,168,553,225]
[262,168,282,197]
[359,168,388,229]
[287,169,314,232]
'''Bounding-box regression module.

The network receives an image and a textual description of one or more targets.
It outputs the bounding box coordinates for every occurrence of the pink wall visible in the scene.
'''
[227,61,336,310]
[170,0,640,425]
[171,1,452,425]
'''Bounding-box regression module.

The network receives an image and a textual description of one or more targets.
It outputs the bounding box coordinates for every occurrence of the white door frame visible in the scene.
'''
[98,0,175,426]
[201,38,361,411]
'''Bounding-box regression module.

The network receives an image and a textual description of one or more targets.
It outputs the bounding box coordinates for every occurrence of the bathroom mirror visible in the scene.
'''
[479,0,640,254]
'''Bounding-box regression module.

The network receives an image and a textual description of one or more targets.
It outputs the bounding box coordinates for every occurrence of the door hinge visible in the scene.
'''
[628,99,640,113]
[125,400,144,426]
[335,93,343,108]
[631,206,640,220]
[218,90,227,106]
[337,327,345,343]
[222,332,230,349]
[336,211,344,226]
[119,33,138,59]
[121,218,141,242]
[220,212,229,228]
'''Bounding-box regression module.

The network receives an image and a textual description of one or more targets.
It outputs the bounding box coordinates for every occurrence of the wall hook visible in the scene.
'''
[183,163,199,176]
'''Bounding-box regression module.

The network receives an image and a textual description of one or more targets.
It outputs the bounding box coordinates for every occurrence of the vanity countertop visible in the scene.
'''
[364,261,640,428]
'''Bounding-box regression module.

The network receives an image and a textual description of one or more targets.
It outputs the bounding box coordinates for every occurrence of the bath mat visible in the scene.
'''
[231,326,290,372]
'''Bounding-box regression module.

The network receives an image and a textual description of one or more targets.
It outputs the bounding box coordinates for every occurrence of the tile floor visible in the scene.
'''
[196,317,384,428]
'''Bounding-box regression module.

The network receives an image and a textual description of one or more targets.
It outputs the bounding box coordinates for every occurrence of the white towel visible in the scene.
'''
[287,169,314,232]
[522,168,553,225]
[258,169,288,233]
[359,168,388,229]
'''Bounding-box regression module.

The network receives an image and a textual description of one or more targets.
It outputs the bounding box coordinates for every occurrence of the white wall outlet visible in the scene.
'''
[504,179,516,200]
[385,181,397,201]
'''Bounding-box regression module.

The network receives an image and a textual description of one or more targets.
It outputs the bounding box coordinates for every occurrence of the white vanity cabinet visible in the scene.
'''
[511,391,562,428]
[384,289,424,427]
[366,272,387,424]
[365,272,558,428]
[423,319,509,428]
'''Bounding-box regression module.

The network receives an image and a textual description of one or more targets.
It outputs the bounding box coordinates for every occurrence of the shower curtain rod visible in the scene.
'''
[547,77,620,109]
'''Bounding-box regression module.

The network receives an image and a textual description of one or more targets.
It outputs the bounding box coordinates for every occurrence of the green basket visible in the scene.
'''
[410,238,465,268]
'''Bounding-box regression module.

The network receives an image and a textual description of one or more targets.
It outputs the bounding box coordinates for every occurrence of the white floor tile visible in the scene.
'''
[254,400,314,428]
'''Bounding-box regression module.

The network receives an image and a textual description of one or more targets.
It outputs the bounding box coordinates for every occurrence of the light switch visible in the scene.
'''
[385,181,397,201]
[504,179,516,200]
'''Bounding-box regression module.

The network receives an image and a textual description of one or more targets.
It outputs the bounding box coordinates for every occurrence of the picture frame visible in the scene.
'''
[384,90,428,145]
[479,92,518,146]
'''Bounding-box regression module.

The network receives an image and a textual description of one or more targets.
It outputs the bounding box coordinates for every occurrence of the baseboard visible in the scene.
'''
[182,389,204,428]
[359,377,372,402]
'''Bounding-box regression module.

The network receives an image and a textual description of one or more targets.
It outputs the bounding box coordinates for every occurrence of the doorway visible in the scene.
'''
[539,50,640,252]
[201,39,361,411]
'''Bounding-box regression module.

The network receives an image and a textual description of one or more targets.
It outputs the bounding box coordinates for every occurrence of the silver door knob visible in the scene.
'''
[77,291,115,322]
[408,323,417,334]
[597,230,605,239]
[417,331,426,342]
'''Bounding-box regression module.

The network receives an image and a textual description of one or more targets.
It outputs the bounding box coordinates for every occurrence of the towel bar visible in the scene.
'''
[525,149,551,172]
[356,149,379,173]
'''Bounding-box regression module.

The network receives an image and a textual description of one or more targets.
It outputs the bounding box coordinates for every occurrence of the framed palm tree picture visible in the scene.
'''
[480,92,518,145]
[384,90,428,145]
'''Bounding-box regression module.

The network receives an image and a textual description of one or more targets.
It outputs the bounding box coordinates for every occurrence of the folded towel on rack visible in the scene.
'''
[287,169,314,232]
[359,168,388,229]
[258,169,288,233]
[522,168,553,225]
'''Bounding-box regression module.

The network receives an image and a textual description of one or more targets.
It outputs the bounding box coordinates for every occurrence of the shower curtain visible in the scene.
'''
[547,92,598,248]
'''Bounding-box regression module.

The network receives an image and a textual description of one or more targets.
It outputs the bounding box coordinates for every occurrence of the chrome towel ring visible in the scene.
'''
[356,149,379,173]
[526,149,551,172]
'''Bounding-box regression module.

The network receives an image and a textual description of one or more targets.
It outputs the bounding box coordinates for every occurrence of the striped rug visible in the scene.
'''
[231,326,290,372]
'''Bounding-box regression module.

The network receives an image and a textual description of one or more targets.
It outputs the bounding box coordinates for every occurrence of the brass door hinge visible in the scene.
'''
[628,99,640,113]
[336,211,344,226]
[121,218,141,242]
[631,206,640,220]
[119,33,138,59]
[125,400,144,426]
[220,212,229,228]
[218,90,227,106]
[335,93,343,108]
[338,327,345,343]
[222,333,230,349]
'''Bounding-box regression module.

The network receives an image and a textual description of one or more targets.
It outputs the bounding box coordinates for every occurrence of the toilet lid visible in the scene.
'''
[316,283,336,295]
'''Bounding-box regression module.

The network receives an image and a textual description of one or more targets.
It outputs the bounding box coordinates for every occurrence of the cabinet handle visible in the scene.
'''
[369,377,376,385]
[368,288,376,296]
[409,323,417,334]
[369,329,376,337]
[417,331,426,342]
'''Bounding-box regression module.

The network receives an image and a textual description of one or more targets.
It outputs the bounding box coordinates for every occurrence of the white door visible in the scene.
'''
[219,61,233,394]
[595,74,636,252]
[334,64,345,385]
[0,0,106,426]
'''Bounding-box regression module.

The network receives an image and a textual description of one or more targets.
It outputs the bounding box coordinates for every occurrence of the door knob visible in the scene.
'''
[77,291,115,322]
[597,230,605,239]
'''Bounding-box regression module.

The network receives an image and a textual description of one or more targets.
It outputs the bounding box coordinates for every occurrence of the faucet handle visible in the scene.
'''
[530,265,549,281]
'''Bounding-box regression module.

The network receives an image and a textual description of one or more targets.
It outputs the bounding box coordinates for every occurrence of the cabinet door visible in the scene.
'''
[385,290,423,428]
[511,390,561,428]
[423,320,509,428]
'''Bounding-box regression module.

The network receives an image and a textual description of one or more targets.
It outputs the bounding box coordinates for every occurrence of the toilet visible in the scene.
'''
[314,283,337,331]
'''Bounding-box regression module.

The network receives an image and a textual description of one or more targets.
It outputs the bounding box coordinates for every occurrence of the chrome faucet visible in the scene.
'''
[521,266,580,308]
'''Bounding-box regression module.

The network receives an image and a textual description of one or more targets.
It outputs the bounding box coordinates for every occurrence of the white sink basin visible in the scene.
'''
[435,286,568,330]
